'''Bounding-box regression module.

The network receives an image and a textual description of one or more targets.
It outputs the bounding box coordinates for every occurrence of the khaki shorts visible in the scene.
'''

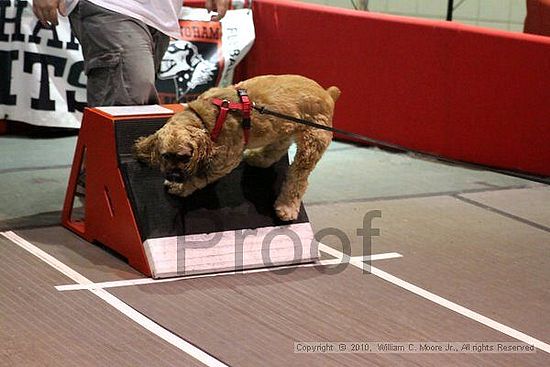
[69,0,170,107]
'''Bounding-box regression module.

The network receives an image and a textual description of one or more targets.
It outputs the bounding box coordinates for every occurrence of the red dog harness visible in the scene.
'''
[211,89,252,145]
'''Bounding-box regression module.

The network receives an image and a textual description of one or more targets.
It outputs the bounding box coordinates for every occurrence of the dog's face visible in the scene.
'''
[157,139,194,183]
[134,121,214,182]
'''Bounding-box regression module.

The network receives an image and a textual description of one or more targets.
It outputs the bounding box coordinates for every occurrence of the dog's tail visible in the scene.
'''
[326,86,341,102]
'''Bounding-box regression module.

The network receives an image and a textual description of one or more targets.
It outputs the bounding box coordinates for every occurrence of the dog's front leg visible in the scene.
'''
[164,171,228,197]
[164,175,211,197]
[165,154,242,198]
[164,180,198,197]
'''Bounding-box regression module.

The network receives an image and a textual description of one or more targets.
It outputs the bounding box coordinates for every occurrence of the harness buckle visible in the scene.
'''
[237,89,252,145]
[210,90,253,145]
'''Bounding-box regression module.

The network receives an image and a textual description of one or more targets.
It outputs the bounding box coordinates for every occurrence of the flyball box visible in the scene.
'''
[61,105,318,278]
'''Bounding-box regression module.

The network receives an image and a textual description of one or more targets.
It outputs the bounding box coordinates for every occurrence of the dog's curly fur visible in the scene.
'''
[134,74,340,221]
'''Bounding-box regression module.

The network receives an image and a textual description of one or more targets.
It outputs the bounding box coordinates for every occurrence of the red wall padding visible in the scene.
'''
[234,0,550,176]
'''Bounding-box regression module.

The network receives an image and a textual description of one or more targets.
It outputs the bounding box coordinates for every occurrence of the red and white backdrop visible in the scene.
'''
[0,0,254,128]
[2,0,549,176]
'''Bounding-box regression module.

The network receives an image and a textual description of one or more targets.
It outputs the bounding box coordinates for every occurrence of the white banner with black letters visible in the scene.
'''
[1,1,254,129]
[0,0,86,128]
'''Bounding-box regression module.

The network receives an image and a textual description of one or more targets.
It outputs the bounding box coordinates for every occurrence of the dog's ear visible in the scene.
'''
[134,134,160,166]
[187,129,215,177]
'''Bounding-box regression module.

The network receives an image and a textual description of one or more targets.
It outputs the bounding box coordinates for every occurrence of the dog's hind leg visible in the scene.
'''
[244,138,293,168]
[275,124,332,221]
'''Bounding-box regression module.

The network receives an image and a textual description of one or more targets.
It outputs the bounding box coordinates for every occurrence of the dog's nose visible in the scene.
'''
[165,171,184,183]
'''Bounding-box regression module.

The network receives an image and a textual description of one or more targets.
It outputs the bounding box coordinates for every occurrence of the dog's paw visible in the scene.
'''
[164,181,196,197]
[243,149,275,168]
[274,202,300,222]
[165,181,183,196]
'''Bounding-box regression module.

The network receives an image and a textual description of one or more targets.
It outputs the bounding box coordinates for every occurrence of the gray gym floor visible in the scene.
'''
[1,132,549,366]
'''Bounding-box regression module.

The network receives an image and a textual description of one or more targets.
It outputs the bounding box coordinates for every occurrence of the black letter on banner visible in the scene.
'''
[0,50,18,105]
[66,61,86,112]
[66,91,86,112]
[24,52,67,110]
[66,31,79,51]
[28,21,63,49]
[67,61,85,88]
[0,0,26,42]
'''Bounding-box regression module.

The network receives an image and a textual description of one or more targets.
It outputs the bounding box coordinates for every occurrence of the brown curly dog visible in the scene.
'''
[134,74,340,221]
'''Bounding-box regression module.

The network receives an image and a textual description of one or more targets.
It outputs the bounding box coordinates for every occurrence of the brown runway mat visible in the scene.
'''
[0,236,204,367]
[3,225,548,366]
[308,195,550,343]
[109,265,548,366]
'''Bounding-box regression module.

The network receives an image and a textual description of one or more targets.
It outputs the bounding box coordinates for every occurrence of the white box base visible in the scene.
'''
[143,222,318,278]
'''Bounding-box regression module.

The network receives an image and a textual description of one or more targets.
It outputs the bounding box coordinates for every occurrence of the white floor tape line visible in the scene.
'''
[317,243,550,354]
[55,252,403,291]
[0,231,228,367]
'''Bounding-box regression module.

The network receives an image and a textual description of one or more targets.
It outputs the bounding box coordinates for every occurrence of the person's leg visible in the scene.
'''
[68,1,171,201]
[69,0,169,106]
[151,27,171,75]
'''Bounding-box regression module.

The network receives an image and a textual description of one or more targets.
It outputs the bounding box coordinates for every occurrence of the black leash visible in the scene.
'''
[252,104,406,152]
[252,103,550,184]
